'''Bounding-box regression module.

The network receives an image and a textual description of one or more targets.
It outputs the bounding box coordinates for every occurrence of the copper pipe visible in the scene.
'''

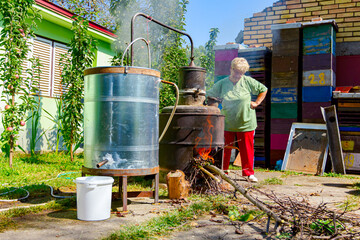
[131,12,194,66]
[96,159,109,168]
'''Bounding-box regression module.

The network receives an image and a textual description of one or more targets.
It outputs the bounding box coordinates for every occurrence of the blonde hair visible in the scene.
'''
[231,57,250,74]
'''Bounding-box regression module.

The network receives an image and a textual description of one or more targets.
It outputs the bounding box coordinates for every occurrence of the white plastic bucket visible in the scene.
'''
[75,176,114,221]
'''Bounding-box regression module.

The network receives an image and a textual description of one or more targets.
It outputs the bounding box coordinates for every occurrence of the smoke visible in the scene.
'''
[111,0,186,68]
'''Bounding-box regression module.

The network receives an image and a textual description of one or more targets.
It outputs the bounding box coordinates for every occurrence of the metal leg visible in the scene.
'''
[122,176,128,211]
[154,173,159,203]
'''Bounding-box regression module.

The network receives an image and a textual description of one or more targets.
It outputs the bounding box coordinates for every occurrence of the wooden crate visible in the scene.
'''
[302,86,334,102]
[272,56,299,72]
[270,134,289,150]
[215,49,239,61]
[303,21,337,55]
[271,118,296,134]
[271,23,301,57]
[341,134,360,153]
[303,69,335,87]
[271,103,298,119]
[214,61,231,76]
[303,53,335,71]
[344,152,360,172]
[302,102,331,120]
[271,71,298,88]
[271,87,297,103]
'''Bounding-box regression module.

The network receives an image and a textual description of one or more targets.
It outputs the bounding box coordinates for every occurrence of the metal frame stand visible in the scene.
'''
[82,166,159,212]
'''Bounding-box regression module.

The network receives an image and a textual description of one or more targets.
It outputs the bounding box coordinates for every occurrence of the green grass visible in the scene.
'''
[322,172,358,179]
[0,152,165,232]
[260,177,284,185]
[105,194,244,240]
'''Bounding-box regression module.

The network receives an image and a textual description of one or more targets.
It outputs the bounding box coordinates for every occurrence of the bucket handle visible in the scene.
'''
[121,37,151,68]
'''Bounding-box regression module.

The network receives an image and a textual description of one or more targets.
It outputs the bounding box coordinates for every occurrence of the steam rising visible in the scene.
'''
[111,0,187,68]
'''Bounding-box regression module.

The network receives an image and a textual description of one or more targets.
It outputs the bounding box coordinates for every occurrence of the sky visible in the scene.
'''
[185,0,278,47]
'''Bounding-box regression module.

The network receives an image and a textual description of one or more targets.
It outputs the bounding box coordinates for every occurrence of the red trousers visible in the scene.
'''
[223,130,255,176]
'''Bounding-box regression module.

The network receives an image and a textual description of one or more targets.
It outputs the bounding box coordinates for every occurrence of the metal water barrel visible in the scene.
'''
[83,66,160,174]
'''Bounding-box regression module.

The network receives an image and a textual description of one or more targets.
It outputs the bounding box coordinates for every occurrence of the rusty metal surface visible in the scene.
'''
[82,166,159,176]
[159,105,224,171]
[84,66,161,78]
[178,66,206,105]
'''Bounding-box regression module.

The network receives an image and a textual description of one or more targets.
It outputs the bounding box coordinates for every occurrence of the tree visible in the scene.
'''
[200,28,219,88]
[61,12,97,161]
[0,0,41,167]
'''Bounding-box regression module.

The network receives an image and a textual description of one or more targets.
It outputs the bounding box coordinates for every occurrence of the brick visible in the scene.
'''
[322,14,337,19]
[312,10,329,15]
[258,38,272,43]
[322,4,339,9]
[253,12,267,17]
[338,27,345,32]
[338,22,354,27]
[265,25,272,29]
[275,10,290,15]
[302,0,317,2]
[304,16,315,21]
[335,0,352,3]
[344,36,360,41]
[339,3,356,7]
[273,19,287,24]
[347,7,360,12]
[353,31,360,36]
[286,0,301,4]
[258,30,271,34]
[266,15,280,20]
[345,26,360,32]
[336,37,344,42]
[251,17,265,21]
[245,27,251,31]
[244,22,258,27]
[287,4,302,9]
[272,6,287,10]
[354,22,360,26]
[303,2,318,7]
[337,12,354,18]
[266,34,273,38]
[292,17,304,22]
[290,8,305,13]
[320,0,335,5]
[345,16,360,21]
[251,25,265,30]
[296,12,312,17]
[244,18,251,22]
[281,14,295,18]
[251,34,265,39]
[306,6,322,11]
[356,12,360,16]
[329,8,346,14]
[334,17,345,22]
[244,40,258,44]
[244,35,251,40]
[264,43,272,48]
[267,11,275,16]
[244,30,258,35]
[337,32,353,37]
[258,20,273,25]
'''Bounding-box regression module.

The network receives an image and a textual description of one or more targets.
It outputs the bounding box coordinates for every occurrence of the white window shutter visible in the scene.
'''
[33,37,52,97]
[52,42,70,98]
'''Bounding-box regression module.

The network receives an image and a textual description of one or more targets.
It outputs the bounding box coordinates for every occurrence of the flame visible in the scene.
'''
[194,116,214,163]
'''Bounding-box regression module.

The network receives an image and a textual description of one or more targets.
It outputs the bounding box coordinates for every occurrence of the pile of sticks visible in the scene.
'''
[187,158,360,239]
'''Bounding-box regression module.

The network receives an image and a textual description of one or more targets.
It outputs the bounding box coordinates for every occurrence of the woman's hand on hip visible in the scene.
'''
[250,101,258,109]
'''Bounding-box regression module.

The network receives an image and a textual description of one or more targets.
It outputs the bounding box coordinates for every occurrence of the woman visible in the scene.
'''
[207,57,267,182]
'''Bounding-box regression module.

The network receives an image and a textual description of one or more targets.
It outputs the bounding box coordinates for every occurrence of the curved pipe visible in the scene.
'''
[131,12,194,66]
[121,37,151,68]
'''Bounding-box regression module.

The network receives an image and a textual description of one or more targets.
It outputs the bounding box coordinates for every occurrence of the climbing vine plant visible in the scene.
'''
[61,12,97,161]
[0,0,41,167]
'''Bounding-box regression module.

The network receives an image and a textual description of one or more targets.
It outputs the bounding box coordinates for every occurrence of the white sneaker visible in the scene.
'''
[248,175,258,183]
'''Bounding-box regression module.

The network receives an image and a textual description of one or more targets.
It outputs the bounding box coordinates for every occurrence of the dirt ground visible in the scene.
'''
[0,170,359,240]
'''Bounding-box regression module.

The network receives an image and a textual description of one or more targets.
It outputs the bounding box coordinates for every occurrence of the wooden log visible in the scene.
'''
[166,170,190,199]
[205,165,283,224]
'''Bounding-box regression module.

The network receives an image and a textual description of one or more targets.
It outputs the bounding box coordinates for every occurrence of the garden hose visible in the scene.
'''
[0,171,79,202]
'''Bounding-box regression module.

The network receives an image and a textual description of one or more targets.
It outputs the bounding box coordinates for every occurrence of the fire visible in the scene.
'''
[194,116,214,163]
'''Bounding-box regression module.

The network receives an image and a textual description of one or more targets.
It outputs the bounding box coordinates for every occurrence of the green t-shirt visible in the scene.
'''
[206,76,267,132]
